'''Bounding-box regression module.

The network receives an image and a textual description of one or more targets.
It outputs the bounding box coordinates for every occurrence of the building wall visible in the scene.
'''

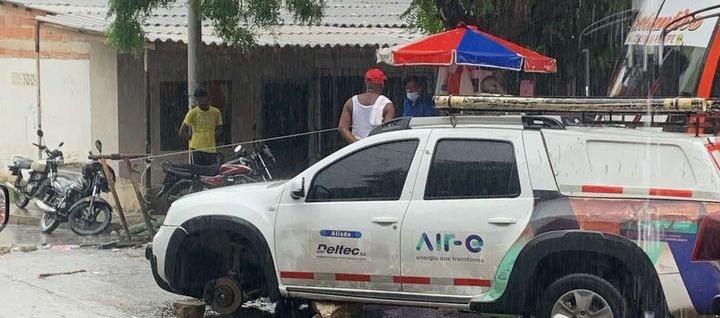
[0,3,107,172]
[89,42,119,156]
[116,43,430,180]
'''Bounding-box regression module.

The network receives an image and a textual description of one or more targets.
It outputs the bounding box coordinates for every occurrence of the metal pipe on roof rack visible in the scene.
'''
[433,95,716,113]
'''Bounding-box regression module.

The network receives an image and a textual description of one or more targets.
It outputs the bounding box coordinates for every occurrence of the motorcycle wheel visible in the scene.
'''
[40,212,60,234]
[13,179,29,209]
[68,202,112,236]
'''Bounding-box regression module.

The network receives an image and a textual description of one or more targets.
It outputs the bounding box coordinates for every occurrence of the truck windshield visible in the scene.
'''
[608,0,719,98]
[608,45,707,97]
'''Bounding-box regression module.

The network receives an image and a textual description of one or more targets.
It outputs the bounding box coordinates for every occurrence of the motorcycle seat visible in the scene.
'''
[167,163,220,176]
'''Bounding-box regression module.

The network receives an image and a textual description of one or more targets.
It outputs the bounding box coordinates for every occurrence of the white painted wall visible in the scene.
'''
[0,57,92,173]
[0,58,41,173]
[89,43,119,156]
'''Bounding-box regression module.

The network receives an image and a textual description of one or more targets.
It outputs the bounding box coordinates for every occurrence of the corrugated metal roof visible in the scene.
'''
[6,0,423,47]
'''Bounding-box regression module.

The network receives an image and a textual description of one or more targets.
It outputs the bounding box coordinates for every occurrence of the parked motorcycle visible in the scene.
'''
[141,143,276,214]
[37,140,114,235]
[8,129,64,209]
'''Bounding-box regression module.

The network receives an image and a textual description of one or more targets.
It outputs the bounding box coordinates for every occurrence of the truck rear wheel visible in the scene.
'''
[535,273,627,318]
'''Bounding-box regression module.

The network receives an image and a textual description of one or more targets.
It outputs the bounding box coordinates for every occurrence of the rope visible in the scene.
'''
[126,127,342,162]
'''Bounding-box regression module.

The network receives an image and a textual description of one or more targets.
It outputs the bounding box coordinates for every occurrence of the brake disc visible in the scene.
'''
[206,276,244,315]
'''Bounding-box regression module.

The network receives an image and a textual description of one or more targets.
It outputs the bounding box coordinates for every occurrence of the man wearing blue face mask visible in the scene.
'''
[402,76,437,117]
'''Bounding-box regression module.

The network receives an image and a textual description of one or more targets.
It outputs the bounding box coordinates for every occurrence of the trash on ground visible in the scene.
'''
[241,297,277,314]
[50,245,80,252]
[9,245,38,253]
[312,301,362,318]
[38,269,87,279]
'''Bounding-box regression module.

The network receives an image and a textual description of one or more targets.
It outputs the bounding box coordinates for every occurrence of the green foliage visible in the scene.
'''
[107,0,325,53]
[401,0,444,34]
[402,0,634,96]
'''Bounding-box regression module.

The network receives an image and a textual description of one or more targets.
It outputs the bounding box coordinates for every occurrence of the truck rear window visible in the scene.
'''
[425,139,520,200]
[548,137,697,190]
[585,141,696,188]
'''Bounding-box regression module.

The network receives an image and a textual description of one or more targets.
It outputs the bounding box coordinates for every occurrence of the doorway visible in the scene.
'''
[263,82,309,178]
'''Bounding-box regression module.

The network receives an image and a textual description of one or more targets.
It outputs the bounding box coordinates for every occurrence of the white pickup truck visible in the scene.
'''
[147,115,720,317]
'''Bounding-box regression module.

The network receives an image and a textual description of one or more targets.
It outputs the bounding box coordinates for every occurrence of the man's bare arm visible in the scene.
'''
[179,123,190,140]
[382,102,396,123]
[215,125,223,141]
[338,99,357,144]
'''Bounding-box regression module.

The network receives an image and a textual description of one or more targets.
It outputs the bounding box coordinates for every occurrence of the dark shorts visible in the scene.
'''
[191,150,217,166]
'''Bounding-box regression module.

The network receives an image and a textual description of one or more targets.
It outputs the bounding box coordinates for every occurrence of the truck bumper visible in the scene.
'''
[146,243,174,293]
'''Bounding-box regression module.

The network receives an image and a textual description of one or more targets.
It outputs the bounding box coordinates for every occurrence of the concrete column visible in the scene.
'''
[187,0,201,107]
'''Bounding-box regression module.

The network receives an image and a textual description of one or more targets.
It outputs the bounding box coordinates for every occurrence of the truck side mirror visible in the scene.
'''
[290,177,305,200]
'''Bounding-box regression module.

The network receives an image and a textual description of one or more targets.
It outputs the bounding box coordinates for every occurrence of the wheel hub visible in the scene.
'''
[207,276,244,315]
[551,289,613,318]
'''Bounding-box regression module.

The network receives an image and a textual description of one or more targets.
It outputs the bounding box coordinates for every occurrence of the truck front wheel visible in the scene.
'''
[535,273,627,318]
[203,276,244,315]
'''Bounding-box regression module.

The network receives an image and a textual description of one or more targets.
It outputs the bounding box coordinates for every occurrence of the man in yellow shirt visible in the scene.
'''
[179,88,223,165]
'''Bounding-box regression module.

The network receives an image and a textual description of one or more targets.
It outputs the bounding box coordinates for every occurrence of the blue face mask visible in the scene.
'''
[406,92,420,102]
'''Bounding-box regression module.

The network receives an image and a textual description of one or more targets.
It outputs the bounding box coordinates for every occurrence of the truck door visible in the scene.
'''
[275,130,429,293]
[399,128,533,298]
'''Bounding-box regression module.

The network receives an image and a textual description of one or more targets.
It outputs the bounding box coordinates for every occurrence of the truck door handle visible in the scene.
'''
[488,217,517,225]
[371,217,399,224]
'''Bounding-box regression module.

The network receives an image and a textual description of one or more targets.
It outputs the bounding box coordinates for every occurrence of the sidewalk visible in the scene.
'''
[9,203,150,237]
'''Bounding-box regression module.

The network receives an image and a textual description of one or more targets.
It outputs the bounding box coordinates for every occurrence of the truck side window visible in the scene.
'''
[307,140,419,202]
[425,139,520,200]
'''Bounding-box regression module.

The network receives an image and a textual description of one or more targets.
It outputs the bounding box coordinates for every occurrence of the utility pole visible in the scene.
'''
[187,0,201,162]
[35,21,43,158]
[187,0,201,108]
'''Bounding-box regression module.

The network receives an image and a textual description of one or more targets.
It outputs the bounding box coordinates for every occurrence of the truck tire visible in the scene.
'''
[535,273,627,318]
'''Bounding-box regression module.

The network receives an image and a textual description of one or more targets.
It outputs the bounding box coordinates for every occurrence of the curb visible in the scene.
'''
[9,213,40,227]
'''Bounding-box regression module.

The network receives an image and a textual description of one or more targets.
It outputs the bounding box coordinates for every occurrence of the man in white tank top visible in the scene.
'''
[338,68,396,143]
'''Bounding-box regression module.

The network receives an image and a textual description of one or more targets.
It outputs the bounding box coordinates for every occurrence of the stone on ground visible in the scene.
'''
[173,298,205,318]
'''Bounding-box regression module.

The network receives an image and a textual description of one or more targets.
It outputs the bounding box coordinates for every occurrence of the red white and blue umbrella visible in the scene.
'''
[378,25,557,73]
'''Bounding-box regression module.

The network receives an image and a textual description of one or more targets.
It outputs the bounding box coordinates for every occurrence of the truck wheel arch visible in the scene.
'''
[164,215,280,299]
[472,230,667,315]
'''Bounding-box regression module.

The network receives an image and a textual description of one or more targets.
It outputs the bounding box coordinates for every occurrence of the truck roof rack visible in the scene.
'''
[368,115,564,136]
[432,95,720,136]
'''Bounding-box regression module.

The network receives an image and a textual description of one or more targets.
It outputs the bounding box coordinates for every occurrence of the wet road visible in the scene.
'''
[0,223,116,247]
[0,225,176,318]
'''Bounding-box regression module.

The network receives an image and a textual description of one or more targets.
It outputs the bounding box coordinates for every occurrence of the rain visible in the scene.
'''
[0,0,719,317]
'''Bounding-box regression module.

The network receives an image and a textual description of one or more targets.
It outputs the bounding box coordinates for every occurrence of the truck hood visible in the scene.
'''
[162,180,288,227]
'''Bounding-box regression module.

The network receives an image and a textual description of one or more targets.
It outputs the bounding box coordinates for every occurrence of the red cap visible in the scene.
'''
[365,68,387,84]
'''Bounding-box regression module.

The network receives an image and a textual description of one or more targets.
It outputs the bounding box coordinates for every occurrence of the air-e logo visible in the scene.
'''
[416,232,483,253]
